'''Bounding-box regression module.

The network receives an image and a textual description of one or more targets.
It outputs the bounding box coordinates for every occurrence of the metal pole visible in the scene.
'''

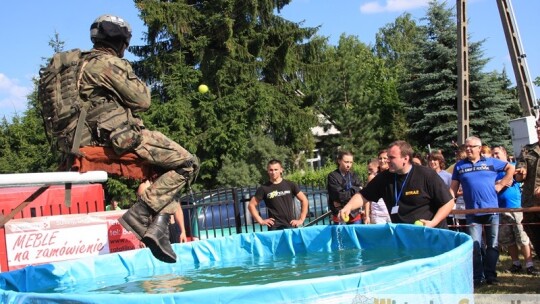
[456,0,470,145]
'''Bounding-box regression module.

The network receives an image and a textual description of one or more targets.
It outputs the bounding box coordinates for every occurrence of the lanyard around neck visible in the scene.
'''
[394,168,412,206]
[342,171,352,190]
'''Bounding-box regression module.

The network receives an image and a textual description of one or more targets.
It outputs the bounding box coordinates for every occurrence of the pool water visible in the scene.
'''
[40,247,433,294]
[0,225,473,304]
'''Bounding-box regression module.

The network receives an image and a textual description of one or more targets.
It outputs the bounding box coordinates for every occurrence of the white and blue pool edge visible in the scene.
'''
[0,224,473,303]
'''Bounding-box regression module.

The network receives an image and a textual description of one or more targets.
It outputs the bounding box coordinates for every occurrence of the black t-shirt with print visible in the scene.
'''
[255,180,301,229]
[360,165,452,228]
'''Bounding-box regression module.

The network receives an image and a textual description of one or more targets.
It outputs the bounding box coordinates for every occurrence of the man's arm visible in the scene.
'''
[90,56,151,112]
[450,180,460,199]
[248,196,274,227]
[339,193,368,221]
[327,171,343,194]
[495,163,515,192]
[326,172,343,214]
[351,173,362,193]
[515,167,527,182]
[290,191,309,227]
[114,61,151,111]
[515,152,527,182]
[422,199,455,228]
[173,207,187,243]
[363,201,371,224]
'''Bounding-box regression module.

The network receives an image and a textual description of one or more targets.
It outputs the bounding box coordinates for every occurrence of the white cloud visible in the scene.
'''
[0,73,31,119]
[360,0,430,14]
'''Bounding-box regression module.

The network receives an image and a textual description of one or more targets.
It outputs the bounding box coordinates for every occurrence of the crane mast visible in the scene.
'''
[456,0,538,146]
[496,0,538,118]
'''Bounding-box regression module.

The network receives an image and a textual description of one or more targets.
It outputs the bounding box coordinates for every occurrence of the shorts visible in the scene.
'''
[498,212,530,246]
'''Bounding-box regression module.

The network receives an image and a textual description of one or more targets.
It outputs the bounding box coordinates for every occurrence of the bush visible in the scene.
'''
[286,162,368,187]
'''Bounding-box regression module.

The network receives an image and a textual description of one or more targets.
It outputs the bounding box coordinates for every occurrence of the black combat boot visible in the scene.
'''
[118,199,155,240]
[142,214,176,263]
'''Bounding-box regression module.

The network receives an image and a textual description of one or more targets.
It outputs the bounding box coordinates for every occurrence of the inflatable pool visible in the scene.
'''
[0,224,473,303]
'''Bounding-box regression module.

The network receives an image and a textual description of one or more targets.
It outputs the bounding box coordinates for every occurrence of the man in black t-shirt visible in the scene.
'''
[340,141,454,228]
[248,159,309,230]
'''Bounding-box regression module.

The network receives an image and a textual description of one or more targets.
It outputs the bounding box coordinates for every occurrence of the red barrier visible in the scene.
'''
[0,184,105,271]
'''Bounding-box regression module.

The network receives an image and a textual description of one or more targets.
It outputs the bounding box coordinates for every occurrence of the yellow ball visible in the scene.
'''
[198,84,209,94]
[342,214,349,222]
[414,220,424,226]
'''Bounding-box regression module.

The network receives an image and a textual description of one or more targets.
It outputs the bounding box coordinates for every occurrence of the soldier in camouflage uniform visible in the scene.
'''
[515,120,540,261]
[79,15,198,263]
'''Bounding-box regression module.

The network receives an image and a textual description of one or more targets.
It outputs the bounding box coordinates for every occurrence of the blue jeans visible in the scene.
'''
[466,214,499,283]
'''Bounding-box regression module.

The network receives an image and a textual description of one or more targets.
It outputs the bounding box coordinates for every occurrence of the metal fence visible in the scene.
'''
[179,184,330,240]
[177,186,540,240]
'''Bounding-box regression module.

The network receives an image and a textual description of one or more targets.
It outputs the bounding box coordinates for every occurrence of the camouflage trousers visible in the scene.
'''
[118,129,195,214]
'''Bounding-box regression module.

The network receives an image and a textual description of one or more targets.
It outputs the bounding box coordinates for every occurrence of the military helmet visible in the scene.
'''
[90,14,132,45]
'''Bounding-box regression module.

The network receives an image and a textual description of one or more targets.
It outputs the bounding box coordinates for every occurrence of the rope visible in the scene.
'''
[449,206,540,215]
[448,221,540,229]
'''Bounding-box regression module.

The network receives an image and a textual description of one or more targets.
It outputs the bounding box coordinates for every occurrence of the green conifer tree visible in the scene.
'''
[401,1,518,155]
[131,0,321,186]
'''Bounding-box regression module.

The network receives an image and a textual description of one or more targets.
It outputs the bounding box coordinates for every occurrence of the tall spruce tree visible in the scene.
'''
[130,0,321,186]
[401,0,518,155]
[468,47,520,151]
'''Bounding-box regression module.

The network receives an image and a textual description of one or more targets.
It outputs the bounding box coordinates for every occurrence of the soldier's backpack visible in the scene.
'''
[38,48,96,157]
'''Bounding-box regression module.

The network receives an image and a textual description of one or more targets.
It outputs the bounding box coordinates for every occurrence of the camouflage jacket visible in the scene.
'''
[78,48,151,146]
[516,142,540,207]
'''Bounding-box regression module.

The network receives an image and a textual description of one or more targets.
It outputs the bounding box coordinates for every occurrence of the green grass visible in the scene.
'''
[475,252,540,294]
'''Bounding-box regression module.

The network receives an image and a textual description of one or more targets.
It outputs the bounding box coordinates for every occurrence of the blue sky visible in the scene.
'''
[1,0,538,120]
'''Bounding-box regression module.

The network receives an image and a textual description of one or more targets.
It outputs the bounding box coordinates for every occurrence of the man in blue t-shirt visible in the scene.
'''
[450,136,515,287]
[492,146,538,276]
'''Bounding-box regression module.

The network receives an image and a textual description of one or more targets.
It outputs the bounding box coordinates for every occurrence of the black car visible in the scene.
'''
[178,187,260,235]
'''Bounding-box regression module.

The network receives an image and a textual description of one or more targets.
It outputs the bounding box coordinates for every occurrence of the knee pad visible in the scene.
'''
[176,155,200,184]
